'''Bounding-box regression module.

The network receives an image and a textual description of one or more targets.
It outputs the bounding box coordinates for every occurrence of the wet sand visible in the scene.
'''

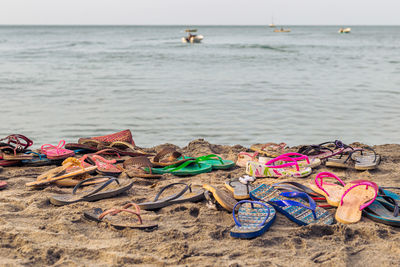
[1,140,400,266]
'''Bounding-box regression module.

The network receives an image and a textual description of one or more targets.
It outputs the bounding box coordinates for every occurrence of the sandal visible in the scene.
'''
[335,181,378,224]
[84,203,158,230]
[150,147,192,167]
[298,140,348,159]
[123,156,162,179]
[138,183,205,210]
[236,151,258,168]
[147,159,212,176]
[41,140,75,160]
[224,177,256,200]
[250,184,334,225]
[79,129,135,146]
[196,154,235,170]
[81,154,122,177]
[246,156,312,178]
[203,184,237,212]
[49,177,134,206]
[26,157,97,187]
[230,200,276,239]
[0,181,7,190]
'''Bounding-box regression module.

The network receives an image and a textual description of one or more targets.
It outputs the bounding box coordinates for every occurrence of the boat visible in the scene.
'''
[269,17,276,27]
[274,28,291,33]
[181,29,204,43]
[338,27,351,33]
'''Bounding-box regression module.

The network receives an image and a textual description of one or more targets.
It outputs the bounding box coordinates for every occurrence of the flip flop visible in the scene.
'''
[203,184,237,212]
[236,152,258,168]
[0,181,7,190]
[270,153,321,168]
[21,151,52,166]
[138,183,205,210]
[41,140,75,160]
[123,156,162,179]
[147,159,212,176]
[250,184,334,225]
[335,181,378,224]
[150,148,192,167]
[26,157,97,187]
[196,154,235,170]
[79,129,135,146]
[224,178,255,200]
[1,151,33,161]
[363,197,400,226]
[49,177,134,206]
[250,142,296,158]
[351,147,381,170]
[272,181,322,198]
[308,172,347,207]
[84,203,158,230]
[65,143,100,153]
[246,156,312,178]
[230,200,276,239]
[377,187,400,209]
[81,155,122,177]
[0,134,33,154]
[298,140,348,160]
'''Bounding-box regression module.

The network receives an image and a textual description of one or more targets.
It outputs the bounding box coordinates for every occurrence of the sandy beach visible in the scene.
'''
[1,139,400,266]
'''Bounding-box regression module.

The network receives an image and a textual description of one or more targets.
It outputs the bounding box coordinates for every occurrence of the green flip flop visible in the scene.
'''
[196,154,235,170]
[146,159,212,176]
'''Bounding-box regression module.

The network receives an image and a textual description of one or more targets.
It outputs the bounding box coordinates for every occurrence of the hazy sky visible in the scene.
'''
[1,0,399,25]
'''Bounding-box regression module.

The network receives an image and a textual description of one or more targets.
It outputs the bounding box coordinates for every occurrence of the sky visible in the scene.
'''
[0,0,399,25]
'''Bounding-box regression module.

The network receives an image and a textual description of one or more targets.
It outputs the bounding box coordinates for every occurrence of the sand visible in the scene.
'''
[1,139,400,266]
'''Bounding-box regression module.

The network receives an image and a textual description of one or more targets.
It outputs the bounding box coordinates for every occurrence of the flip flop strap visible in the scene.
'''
[99,208,143,224]
[24,151,45,160]
[272,181,320,197]
[153,182,191,202]
[315,172,346,196]
[265,156,300,171]
[122,203,141,214]
[340,182,378,210]
[196,154,224,164]
[41,140,66,153]
[168,159,200,172]
[232,200,271,227]
[356,147,378,164]
[93,149,121,158]
[274,152,310,164]
[272,191,317,219]
[72,176,119,197]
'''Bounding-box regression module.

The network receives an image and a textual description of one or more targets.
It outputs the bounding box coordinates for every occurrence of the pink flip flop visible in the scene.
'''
[81,155,122,177]
[272,152,321,168]
[41,140,75,160]
[0,181,7,190]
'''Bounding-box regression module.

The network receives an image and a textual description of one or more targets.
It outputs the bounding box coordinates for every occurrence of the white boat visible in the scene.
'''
[182,29,204,43]
[338,27,351,33]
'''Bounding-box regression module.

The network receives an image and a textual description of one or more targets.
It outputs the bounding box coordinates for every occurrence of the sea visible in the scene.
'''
[0,25,399,148]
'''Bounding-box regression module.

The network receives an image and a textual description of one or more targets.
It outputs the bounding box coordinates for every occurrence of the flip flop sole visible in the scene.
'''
[203,184,237,212]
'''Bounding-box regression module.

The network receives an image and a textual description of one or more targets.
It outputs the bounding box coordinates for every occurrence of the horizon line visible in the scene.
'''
[0,24,399,26]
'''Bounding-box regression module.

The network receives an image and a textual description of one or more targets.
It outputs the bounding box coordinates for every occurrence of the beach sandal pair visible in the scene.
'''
[50,176,134,206]
[326,146,380,170]
[139,182,205,210]
[250,183,334,225]
[246,156,312,178]
[26,157,97,187]
[309,172,378,224]
[250,142,297,158]
[230,200,276,239]
[147,154,234,176]
[362,187,400,226]
[84,202,157,230]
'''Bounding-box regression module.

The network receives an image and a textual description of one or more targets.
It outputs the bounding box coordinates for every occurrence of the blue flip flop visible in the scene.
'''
[230,200,276,239]
[250,184,334,225]
[22,151,51,166]
[377,187,400,209]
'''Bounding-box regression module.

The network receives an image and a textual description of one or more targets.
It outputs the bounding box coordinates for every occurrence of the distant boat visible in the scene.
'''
[182,29,204,43]
[269,17,276,27]
[274,28,291,33]
[338,27,351,34]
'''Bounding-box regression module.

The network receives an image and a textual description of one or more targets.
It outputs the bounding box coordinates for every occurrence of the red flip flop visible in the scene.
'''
[41,140,75,160]
[0,181,7,190]
[81,155,122,177]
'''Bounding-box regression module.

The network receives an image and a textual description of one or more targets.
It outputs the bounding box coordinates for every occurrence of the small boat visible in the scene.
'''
[338,27,351,33]
[182,29,204,43]
[274,28,291,33]
[269,23,276,28]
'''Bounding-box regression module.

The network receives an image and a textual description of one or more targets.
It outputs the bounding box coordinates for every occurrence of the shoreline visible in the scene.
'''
[1,139,399,266]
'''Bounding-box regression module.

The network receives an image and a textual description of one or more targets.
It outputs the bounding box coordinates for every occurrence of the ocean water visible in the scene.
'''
[0,25,399,148]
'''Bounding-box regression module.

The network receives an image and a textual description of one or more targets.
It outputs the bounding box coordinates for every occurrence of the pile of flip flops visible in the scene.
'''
[1,133,398,234]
